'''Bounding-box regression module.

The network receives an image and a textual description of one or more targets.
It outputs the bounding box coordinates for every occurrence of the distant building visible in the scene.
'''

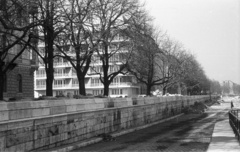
[222,80,239,95]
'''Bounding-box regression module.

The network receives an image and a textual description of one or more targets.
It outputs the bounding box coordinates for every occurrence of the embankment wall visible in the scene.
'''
[0,95,218,151]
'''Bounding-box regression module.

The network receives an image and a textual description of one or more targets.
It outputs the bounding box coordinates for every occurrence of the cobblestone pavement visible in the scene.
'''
[73,102,231,152]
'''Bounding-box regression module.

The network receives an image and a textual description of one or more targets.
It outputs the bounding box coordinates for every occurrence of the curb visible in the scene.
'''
[48,113,184,152]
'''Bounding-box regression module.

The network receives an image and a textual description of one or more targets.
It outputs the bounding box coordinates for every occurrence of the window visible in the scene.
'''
[72,69,76,76]
[54,80,63,87]
[91,78,100,86]
[54,57,63,66]
[36,80,46,87]
[111,89,123,95]
[93,90,102,95]
[3,74,7,92]
[72,79,78,87]
[17,74,22,93]
[56,91,63,96]
[36,69,45,77]
[54,68,68,76]
[54,79,68,88]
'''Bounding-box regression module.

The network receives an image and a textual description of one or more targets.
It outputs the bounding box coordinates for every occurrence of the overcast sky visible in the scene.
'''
[142,0,240,84]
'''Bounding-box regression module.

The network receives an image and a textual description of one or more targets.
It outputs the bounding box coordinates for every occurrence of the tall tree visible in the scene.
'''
[156,40,186,95]
[210,80,222,95]
[33,0,67,96]
[0,0,38,100]
[181,54,210,95]
[55,0,96,96]
[126,14,171,95]
[90,0,140,96]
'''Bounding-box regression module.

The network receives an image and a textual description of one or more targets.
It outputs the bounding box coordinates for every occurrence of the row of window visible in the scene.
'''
[55,89,123,96]
[92,89,123,95]
[36,76,132,87]
[37,68,70,77]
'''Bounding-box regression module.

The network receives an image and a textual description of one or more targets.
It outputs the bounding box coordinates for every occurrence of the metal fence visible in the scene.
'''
[229,109,240,141]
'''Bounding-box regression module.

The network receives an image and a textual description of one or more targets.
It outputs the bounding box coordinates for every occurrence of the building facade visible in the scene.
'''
[34,35,141,98]
[3,51,38,99]
[1,0,38,99]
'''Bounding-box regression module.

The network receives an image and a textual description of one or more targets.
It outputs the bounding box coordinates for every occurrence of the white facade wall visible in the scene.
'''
[34,43,140,98]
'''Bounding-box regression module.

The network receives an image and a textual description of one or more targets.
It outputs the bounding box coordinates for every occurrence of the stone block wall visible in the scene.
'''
[0,95,218,151]
[3,65,34,99]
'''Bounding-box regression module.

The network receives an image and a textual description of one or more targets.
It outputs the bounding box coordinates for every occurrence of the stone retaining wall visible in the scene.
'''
[0,95,217,151]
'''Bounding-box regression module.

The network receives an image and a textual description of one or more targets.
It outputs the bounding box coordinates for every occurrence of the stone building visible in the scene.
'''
[1,0,38,100]
[3,52,38,99]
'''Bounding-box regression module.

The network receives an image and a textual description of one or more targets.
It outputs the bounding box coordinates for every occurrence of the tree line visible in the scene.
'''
[0,0,228,100]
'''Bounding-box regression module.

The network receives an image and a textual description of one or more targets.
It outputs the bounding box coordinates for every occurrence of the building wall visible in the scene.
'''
[35,39,140,98]
[3,65,34,99]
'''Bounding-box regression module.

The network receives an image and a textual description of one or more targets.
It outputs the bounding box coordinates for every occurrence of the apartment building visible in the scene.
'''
[34,34,141,98]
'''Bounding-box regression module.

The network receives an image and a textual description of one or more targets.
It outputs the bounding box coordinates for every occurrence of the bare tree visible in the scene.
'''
[89,0,141,96]
[0,0,38,100]
[126,15,172,95]
[210,79,222,95]
[55,0,95,96]
[180,53,210,95]
[157,40,187,95]
[32,0,68,96]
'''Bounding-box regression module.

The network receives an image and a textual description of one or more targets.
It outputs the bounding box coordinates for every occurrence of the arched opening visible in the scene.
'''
[17,74,22,93]
[3,74,7,92]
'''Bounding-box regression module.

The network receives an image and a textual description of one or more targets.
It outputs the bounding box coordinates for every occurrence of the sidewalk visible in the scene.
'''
[207,97,240,152]
[207,119,239,152]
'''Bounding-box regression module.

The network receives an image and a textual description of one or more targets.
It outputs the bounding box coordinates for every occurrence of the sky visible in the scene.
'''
[142,0,240,84]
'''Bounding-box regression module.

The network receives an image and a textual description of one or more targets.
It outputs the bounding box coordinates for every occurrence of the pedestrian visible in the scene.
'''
[231,101,234,109]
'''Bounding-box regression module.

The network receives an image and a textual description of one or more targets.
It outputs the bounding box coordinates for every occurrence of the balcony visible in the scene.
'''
[72,83,80,87]
[36,74,46,78]
[53,62,71,67]
[110,82,132,86]
[89,82,132,87]
[55,73,70,78]
[36,85,45,89]
[35,82,134,90]
[53,84,70,88]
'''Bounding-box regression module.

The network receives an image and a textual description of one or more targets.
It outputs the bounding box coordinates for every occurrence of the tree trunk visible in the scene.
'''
[44,0,54,97]
[146,85,152,96]
[103,83,109,96]
[0,73,4,100]
[162,86,167,95]
[77,74,86,96]
[79,80,86,95]
[45,40,54,96]
[46,68,53,96]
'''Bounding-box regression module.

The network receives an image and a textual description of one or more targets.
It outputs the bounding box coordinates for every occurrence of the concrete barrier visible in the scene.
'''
[0,95,218,151]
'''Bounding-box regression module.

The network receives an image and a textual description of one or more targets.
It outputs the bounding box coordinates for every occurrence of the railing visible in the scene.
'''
[54,73,69,77]
[229,109,240,142]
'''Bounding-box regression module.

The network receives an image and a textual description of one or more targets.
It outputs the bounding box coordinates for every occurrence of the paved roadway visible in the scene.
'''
[73,97,239,152]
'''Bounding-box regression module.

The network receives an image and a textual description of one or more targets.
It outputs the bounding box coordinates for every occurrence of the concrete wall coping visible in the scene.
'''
[0,95,215,122]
